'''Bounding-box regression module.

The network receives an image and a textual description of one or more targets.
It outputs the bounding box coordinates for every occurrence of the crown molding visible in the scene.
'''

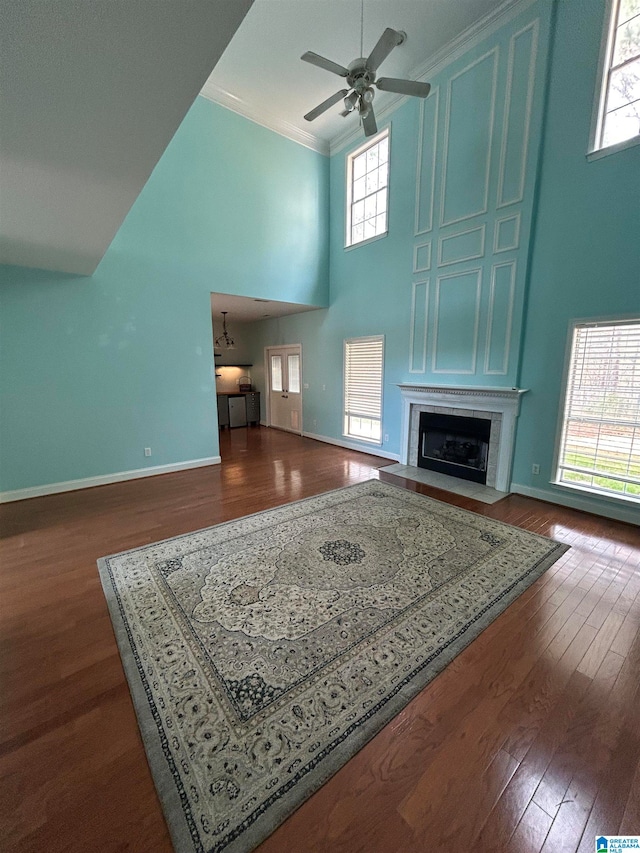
[329,0,536,154]
[200,0,536,157]
[412,0,537,93]
[199,83,330,155]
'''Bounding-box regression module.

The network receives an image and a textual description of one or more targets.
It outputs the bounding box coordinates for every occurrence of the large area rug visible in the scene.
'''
[98,480,568,853]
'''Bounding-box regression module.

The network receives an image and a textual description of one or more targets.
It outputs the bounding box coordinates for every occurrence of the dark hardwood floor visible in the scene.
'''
[1,426,639,852]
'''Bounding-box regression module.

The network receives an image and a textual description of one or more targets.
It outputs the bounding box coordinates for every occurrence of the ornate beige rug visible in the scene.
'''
[98,480,568,853]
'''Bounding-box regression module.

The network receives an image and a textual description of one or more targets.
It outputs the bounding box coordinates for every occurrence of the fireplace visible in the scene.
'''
[418,412,491,484]
[398,385,528,493]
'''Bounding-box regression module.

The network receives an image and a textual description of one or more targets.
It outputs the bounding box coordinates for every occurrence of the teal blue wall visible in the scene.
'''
[247,0,639,524]
[512,0,640,519]
[247,2,553,457]
[2,0,639,526]
[0,97,329,492]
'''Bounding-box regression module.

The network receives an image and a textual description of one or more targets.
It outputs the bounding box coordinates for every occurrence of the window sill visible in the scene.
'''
[551,479,640,507]
[587,133,640,162]
[343,434,382,447]
[344,231,388,252]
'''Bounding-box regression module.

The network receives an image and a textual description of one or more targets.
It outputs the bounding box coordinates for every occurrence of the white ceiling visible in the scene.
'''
[211,292,323,323]
[205,0,522,321]
[201,0,521,154]
[0,0,523,283]
[0,0,252,275]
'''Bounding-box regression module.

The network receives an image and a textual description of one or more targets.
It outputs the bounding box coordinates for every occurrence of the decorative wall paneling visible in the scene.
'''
[432,269,482,374]
[485,260,516,375]
[497,22,539,208]
[494,213,521,253]
[438,224,486,267]
[414,88,439,236]
[413,242,432,273]
[409,280,429,374]
[409,17,541,385]
[440,49,498,228]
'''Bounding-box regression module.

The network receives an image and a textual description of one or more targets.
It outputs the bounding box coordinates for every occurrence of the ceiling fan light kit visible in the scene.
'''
[343,90,359,113]
[301,25,431,137]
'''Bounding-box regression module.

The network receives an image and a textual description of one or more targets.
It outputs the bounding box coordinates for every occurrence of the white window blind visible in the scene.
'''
[556,319,640,502]
[344,336,384,444]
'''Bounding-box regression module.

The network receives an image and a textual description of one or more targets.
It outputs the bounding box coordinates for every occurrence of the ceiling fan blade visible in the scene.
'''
[304,89,349,122]
[362,105,378,137]
[301,51,350,78]
[366,28,403,73]
[376,78,432,98]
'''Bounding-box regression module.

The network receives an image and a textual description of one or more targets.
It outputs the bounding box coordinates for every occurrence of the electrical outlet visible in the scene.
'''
[313,419,317,427]
[384,433,389,443]
[303,383,309,390]
[144,447,152,457]
[532,463,540,475]
[322,384,326,391]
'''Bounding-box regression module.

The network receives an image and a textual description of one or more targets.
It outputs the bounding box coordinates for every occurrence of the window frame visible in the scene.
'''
[345,127,391,249]
[588,0,640,160]
[343,334,385,445]
[552,315,640,506]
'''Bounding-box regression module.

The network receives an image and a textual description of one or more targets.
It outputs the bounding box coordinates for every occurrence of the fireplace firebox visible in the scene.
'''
[418,412,491,484]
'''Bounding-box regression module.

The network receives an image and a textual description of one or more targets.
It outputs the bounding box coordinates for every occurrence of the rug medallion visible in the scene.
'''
[98,480,568,853]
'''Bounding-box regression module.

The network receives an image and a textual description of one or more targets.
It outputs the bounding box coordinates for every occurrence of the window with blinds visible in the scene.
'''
[343,335,384,444]
[556,319,640,502]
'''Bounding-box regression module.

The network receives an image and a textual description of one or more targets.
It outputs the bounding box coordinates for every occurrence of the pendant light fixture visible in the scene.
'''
[215,311,235,349]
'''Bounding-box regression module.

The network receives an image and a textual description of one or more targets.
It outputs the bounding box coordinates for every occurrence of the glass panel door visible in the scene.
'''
[270,355,283,392]
[266,346,303,434]
[287,354,301,394]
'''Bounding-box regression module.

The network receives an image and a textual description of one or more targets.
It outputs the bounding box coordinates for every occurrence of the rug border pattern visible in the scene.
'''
[97,479,569,853]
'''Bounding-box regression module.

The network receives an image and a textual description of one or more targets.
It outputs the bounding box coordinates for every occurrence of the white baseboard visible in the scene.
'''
[302,431,401,462]
[511,483,640,526]
[0,456,221,504]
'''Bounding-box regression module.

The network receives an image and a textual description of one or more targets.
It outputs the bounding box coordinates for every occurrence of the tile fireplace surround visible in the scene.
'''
[398,385,528,493]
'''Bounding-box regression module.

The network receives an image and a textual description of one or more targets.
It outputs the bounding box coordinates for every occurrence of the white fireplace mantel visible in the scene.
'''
[398,384,528,493]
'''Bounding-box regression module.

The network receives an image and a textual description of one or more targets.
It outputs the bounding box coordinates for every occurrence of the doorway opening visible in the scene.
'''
[266,344,303,434]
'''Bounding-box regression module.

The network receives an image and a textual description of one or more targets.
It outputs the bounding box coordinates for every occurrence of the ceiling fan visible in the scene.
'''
[301,18,431,138]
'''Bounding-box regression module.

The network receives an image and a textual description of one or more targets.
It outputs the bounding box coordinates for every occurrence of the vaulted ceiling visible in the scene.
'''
[201,0,518,153]
[0,0,520,279]
[0,0,252,276]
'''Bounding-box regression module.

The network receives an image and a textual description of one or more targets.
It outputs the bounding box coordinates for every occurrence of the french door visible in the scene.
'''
[266,345,302,434]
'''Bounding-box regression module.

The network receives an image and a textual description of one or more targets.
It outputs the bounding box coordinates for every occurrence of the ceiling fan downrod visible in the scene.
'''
[301,19,429,138]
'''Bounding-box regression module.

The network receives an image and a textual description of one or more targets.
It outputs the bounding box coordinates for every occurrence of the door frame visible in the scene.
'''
[264,343,303,434]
